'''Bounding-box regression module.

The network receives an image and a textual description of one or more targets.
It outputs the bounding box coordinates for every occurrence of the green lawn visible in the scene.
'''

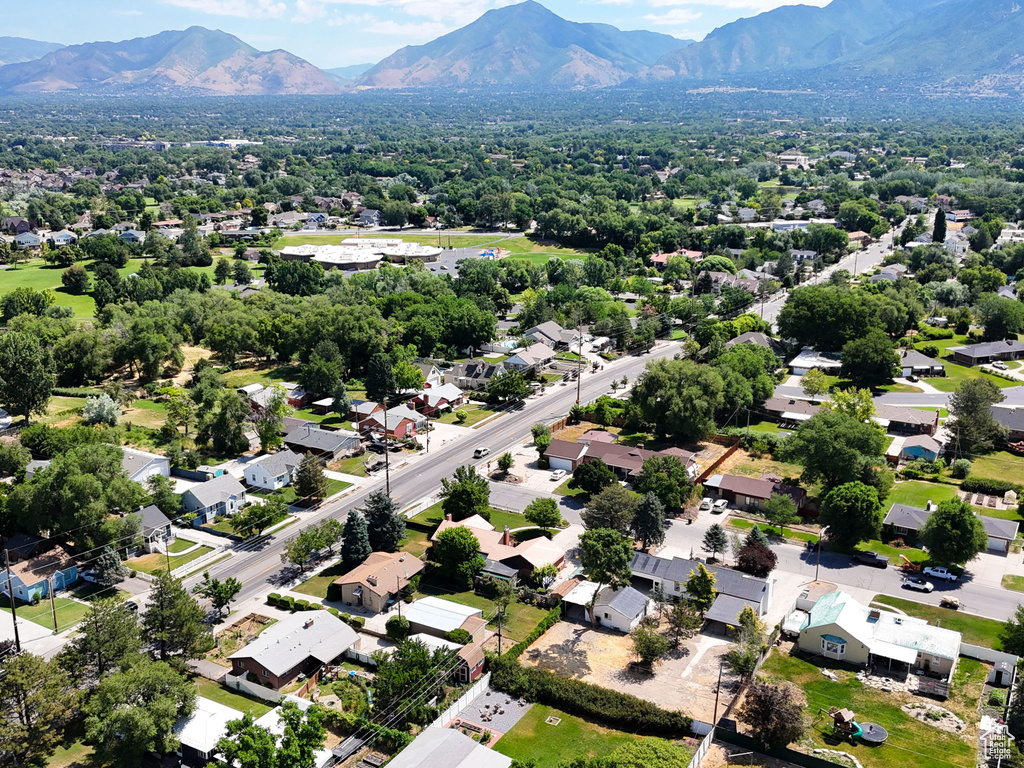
[743,418,785,434]
[728,517,819,544]
[0,596,91,632]
[123,398,168,429]
[1002,575,1024,592]
[329,453,369,477]
[872,594,1004,649]
[196,678,274,718]
[292,560,347,599]
[398,527,431,558]
[42,396,87,423]
[494,704,687,768]
[291,407,353,430]
[219,363,300,389]
[970,451,1024,487]
[168,538,195,553]
[847,539,929,564]
[554,477,587,497]
[436,403,500,427]
[127,544,213,574]
[410,502,528,533]
[0,260,96,317]
[415,578,548,643]
[912,335,1019,392]
[760,651,980,768]
[886,480,960,509]
[252,478,351,505]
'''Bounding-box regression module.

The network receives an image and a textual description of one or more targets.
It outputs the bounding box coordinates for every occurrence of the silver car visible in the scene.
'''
[699,497,713,511]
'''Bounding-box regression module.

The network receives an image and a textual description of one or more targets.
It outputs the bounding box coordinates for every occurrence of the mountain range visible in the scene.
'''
[353,0,688,89]
[0,27,342,95]
[2,0,1024,96]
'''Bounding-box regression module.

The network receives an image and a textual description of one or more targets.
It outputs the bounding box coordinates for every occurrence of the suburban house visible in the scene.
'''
[244,449,302,491]
[408,633,486,683]
[416,362,443,389]
[136,504,176,553]
[504,343,556,375]
[404,596,489,644]
[544,439,699,481]
[121,446,171,484]
[897,349,945,378]
[523,321,581,349]
[1,216,31,234]
[992,405,1024,441]
[630,552,772,629]
[357,405,426,439]
[382,727,512,768]
[725,331,785,356]
[120,229,145,244]
[173,697,243,766]
[309,398,335,415]
[761,396,820,427]
[446,359,507,391]
[703,473,808,513]
[884,433,944,464]
[357,208,381,227]
[874,404,940,435]
[410,383,465,416]
[14,232,42,249]
[562,581,652,633]
[229,612,358,690]
[350,400,385,422]
[882,503,1019,554]
[181,474,247,526]
[0,545,78,602]
[798,591,961,684]
[331,551,425,614]
[788,347,842,375]
[284,424,360,460]
[950,340,1024,366]
[3,532,46,561]
[431,515,566,580]
[48,230,78,247]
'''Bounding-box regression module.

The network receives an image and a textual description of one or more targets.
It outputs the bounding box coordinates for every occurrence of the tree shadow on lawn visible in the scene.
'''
[520,625,594,679]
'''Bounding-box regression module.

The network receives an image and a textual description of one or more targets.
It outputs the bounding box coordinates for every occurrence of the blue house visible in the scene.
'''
[0,545,78,602]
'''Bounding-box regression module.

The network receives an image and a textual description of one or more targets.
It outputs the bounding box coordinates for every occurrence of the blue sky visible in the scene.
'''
[15,0,828,68]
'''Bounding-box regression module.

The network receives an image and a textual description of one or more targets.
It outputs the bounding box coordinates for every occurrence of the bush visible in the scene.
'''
[962,476,1021,495]
[386,615,411,640]
[268,593,282,606]
[349,615,365,628]
[921,344,941,358]
[950,458,972,479]
[295,599,311,611]
[721,428,788,455]
[506,607,562,659]
[489,654,692,736]
[917,325,954,341]
[446,629,473,644]
[455,410,468,423]
[989,690,1007,706]
[128,570,137,579]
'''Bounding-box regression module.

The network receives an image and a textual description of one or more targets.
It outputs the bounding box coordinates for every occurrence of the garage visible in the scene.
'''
[982,516,1018,555]
[542,440,587,472]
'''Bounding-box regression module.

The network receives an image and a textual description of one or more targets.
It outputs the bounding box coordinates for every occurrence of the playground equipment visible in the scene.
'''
[816,708,888,746]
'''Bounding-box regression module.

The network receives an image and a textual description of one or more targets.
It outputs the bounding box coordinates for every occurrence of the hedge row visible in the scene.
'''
[320,711,411,752]
[961,476,1021,495]
[506,606,562,659]
[51,387,100,398]
[326,607,366,628]
[489,654,692,736]
[267,593,317,611]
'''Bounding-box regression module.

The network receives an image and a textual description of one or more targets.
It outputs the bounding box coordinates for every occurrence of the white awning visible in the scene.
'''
[782,411,813,422]
[870,640,918,665]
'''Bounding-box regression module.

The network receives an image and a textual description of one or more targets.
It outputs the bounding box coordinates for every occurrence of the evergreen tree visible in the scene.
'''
[141,571,214,661]
[0,653,78,768]
[341,511,372,569]
[331,381,352,419]
[701,523,729,560]
[745,525,770,547]
[294,452,328,504]
[94,544,127,587]
[65,597,142,682]
[933,208,947,243]
[685,563,717,613]
[364,490,406,551]
[631,492,666,550]
[366,352,396,405]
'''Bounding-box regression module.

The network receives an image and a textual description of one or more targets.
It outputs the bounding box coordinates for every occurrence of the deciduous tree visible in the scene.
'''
[631,624,670,668]
[635,455,692,510]
[739,682,808,748]
[192,571,242,617]
[570,458,616,495]
[583,484,639,534]
[800,368,829,402]
[947,378,1007,454]
[819,481,883,548]
[0,331,54,424]
[783,411,886,489]
[433,526,485,588]
[439,464,490,521]
[525,497,563,528]
[760,492,799,534]
[630,359,724,443]
[579,528,633,625]
[921,498,987,565]
[736,540,778,578]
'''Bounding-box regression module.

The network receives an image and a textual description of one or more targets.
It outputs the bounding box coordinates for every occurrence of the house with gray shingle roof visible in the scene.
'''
[283,424,360,460]
[244,449,301,491]
[883,502,1018,554]
[181,474,247,526]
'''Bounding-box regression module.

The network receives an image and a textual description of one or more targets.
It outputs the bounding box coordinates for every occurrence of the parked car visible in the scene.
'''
[699,497,713,511]
[123,600,140,613]
[473,447,491,459]
[993,361,1008,370]
[906,374,920,382]
[81,570,100,584]
[853,551,889,568]
[923,566,958,582]
[903,576,934,592]
[712,499,729,513]
[550,469,567,481]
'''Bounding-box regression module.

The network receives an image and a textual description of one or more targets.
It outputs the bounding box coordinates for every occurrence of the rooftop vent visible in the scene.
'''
[304,619,314,629]
[868,610,880,622]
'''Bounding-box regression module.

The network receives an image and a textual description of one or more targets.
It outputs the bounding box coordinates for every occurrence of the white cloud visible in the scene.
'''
[583,0,634,5]
[641,7,701,25]
[113,8,144,15]
[652,0,825,8]
[161,0,287,18]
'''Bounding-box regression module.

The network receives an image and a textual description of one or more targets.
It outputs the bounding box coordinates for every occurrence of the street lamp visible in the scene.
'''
[815,526,829,581]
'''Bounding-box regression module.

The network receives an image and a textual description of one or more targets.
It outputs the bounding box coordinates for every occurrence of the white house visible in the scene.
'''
[182,474,247,526]
[244,449,301,491]
[562,581,652,633]
[504,343,556,375]
[173,697,242,765]
[121,447,171,484]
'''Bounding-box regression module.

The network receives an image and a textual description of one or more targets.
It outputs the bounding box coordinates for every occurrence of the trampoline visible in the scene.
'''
[859,723,889,745]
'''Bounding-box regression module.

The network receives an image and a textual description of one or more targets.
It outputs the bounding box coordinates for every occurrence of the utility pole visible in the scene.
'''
[5,550,21,652]
[712,661,724,725]
[575,319,584,405]
[48,575,57,634]
[397,577,402,619]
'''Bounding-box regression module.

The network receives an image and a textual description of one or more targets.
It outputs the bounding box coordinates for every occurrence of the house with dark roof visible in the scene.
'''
[3,532,46,561]
[874,404,940,436]
[229,612,358,690]
[543,439,699,481]
[950,340,1024,366]
[283,425,360,460]
[410,383,465,417]
[702,473,808,513]
[725,331,785,356]
[357,405,426,439]
[630,553,772,628]
[761,396,820,426]
[331,551,424,614]
[897,349,945,378]
[1,216,31,234]
[446,359,507,391]
[883,502,1018,554]
[136,504,175,553]
[244,449,302,491]
[523,321,580,350]
[357,209,381,227]
[181,474,247,526]
[992,405,1024,441]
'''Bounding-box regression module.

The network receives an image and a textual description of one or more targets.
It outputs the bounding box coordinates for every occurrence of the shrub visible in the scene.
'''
[489,654,692,736]
[267,593,282,606]
[128,570,137,579]
[455,410,468,423]
[295,599,311,611]
[921,344,941,358]
[349,615,365,628]
[950,458,972,479]
[446,629,473,644]
[386,615,411,640]
[962,476,1021,495]
[989,690,1007,706]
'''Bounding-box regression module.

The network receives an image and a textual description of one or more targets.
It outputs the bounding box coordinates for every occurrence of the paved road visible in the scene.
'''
[182,341,685,606]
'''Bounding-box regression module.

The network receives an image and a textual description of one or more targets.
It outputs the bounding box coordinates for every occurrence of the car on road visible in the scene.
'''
[853,551,890,568]
[123,600,140,613]
[906,374,920,382]
[903,576,934,592]
[550,469,566,481]
[699,497,713,511]
[923,566,959,582]
[473,447,491,459]
[712,499,729,513]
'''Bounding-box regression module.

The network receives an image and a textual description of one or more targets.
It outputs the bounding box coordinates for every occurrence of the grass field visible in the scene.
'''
[252,478,350,505]
[329,454,369,477]
[127,544,213,574]
[436,403,500,427]
[729,517,819,544]
[123,399,168,429]
[1002,575,1024,592]
[42,396,87,424]
[970,451,1024,487]
[0,260,96,317]
[291,407,352,430]
[196,678,274,718]
[886,480,960,508]
[398,527,431,558]
[494,704,687,768]
[913,335,1018,392]
[760,651,981,768]
[218,363,300,389]
[0,595,91,632]
[872,594,1003,649]
[414,578,548,643]
[409,502,528,533]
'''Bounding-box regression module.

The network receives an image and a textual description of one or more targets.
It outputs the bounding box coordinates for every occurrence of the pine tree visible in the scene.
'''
[294,452,328,504]
[141,571,214,661]
[341,511,372,569]
[364,490,406,552]
[94,545,127,587]
[702,523,728,560]
[745,525,770,548]
[933,208,947,244]
[631,492,666,550]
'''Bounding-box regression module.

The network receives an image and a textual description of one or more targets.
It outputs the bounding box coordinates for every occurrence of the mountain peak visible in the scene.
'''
[355,0,688,89]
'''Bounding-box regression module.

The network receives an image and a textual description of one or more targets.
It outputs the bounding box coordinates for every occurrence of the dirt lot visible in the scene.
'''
[520,618,743,722]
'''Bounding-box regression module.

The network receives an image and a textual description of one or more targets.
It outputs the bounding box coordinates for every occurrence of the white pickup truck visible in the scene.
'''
[922,566,959,582]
